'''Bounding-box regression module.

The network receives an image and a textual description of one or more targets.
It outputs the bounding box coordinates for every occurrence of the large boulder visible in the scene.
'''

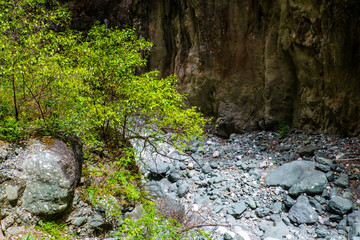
[19,137,82,215]
[265,161,315,189]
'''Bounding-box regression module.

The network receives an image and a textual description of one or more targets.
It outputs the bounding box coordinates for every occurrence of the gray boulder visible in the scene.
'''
[265,161,316,189]
[288,195,318,224]
[21,137,82,215]
[288,170,328,196]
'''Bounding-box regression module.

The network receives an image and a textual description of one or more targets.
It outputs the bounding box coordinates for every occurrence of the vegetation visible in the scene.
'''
[0,0,207,239]
[277,120,290,138]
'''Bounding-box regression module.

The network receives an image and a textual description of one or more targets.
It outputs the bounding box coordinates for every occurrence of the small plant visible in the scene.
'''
[277,120,290,138]
[36,221,76,240]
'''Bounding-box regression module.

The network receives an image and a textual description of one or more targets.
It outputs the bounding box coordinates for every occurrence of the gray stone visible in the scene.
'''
[288,170,328,196]
[168,172,181,182]
[245,197,257,209]
[210,161,219,169]
[144,181,165,198]
[316,227,328,238]
[177,184,189,197]
[327,196,353,215]
[349,223,360,240]
[263,222,289,240]
[21,137,82,215]
[348,211,360,225]
[89,214,105,228]
[283,194,295,208]
[335,174,349,188]
[315,163,331,172]
[315,157,337,169]
[228,201,247,218]
[298,145,318,157]
[288,195,318,224]
[73,217,87,226]
[265,161,316,189]
[5,185,18,202]
[309,199,323,214]
[255,207,271,218]
[202,164,212,174]
[148,162,170,179]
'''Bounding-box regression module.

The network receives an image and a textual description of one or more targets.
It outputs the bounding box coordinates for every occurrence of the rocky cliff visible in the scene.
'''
[67,0,360,137]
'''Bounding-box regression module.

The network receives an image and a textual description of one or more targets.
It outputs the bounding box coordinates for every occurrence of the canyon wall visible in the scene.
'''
[68,0,360,137]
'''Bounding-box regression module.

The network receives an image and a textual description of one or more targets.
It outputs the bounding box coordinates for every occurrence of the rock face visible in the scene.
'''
[67,0,360,137]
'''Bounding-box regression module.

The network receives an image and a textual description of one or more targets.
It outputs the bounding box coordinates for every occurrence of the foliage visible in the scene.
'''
[277,120,290,138]
[36,221,77,240]
[117,203,212,240]
[1,0,208,238]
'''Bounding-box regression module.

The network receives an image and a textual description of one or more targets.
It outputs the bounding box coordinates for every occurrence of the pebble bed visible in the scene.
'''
[141,131,360,240]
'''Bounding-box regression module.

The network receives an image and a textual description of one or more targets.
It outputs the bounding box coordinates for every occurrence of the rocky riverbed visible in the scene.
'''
[1,131,359,239]
[141,130,360,240]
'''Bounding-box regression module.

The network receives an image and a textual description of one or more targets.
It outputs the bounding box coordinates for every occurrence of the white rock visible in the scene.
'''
[213,150,220,158]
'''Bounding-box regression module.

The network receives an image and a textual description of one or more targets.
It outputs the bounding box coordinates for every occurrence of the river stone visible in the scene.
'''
[148,162,170,180]
[89,214,105,228]
[288,170,328,196]
[21,137,82,215]
[177,184,189,197]
[327,196,353,215]
[288,195,318,224]
[315,156,337,169]
[265,161,316,189]
[156,197,185,222]
[298,145,318,157]
[5,185,18,202]
[263,222,289,240]
[228,201,247,218]
[335,174,349,188]
[349,223,360,240]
